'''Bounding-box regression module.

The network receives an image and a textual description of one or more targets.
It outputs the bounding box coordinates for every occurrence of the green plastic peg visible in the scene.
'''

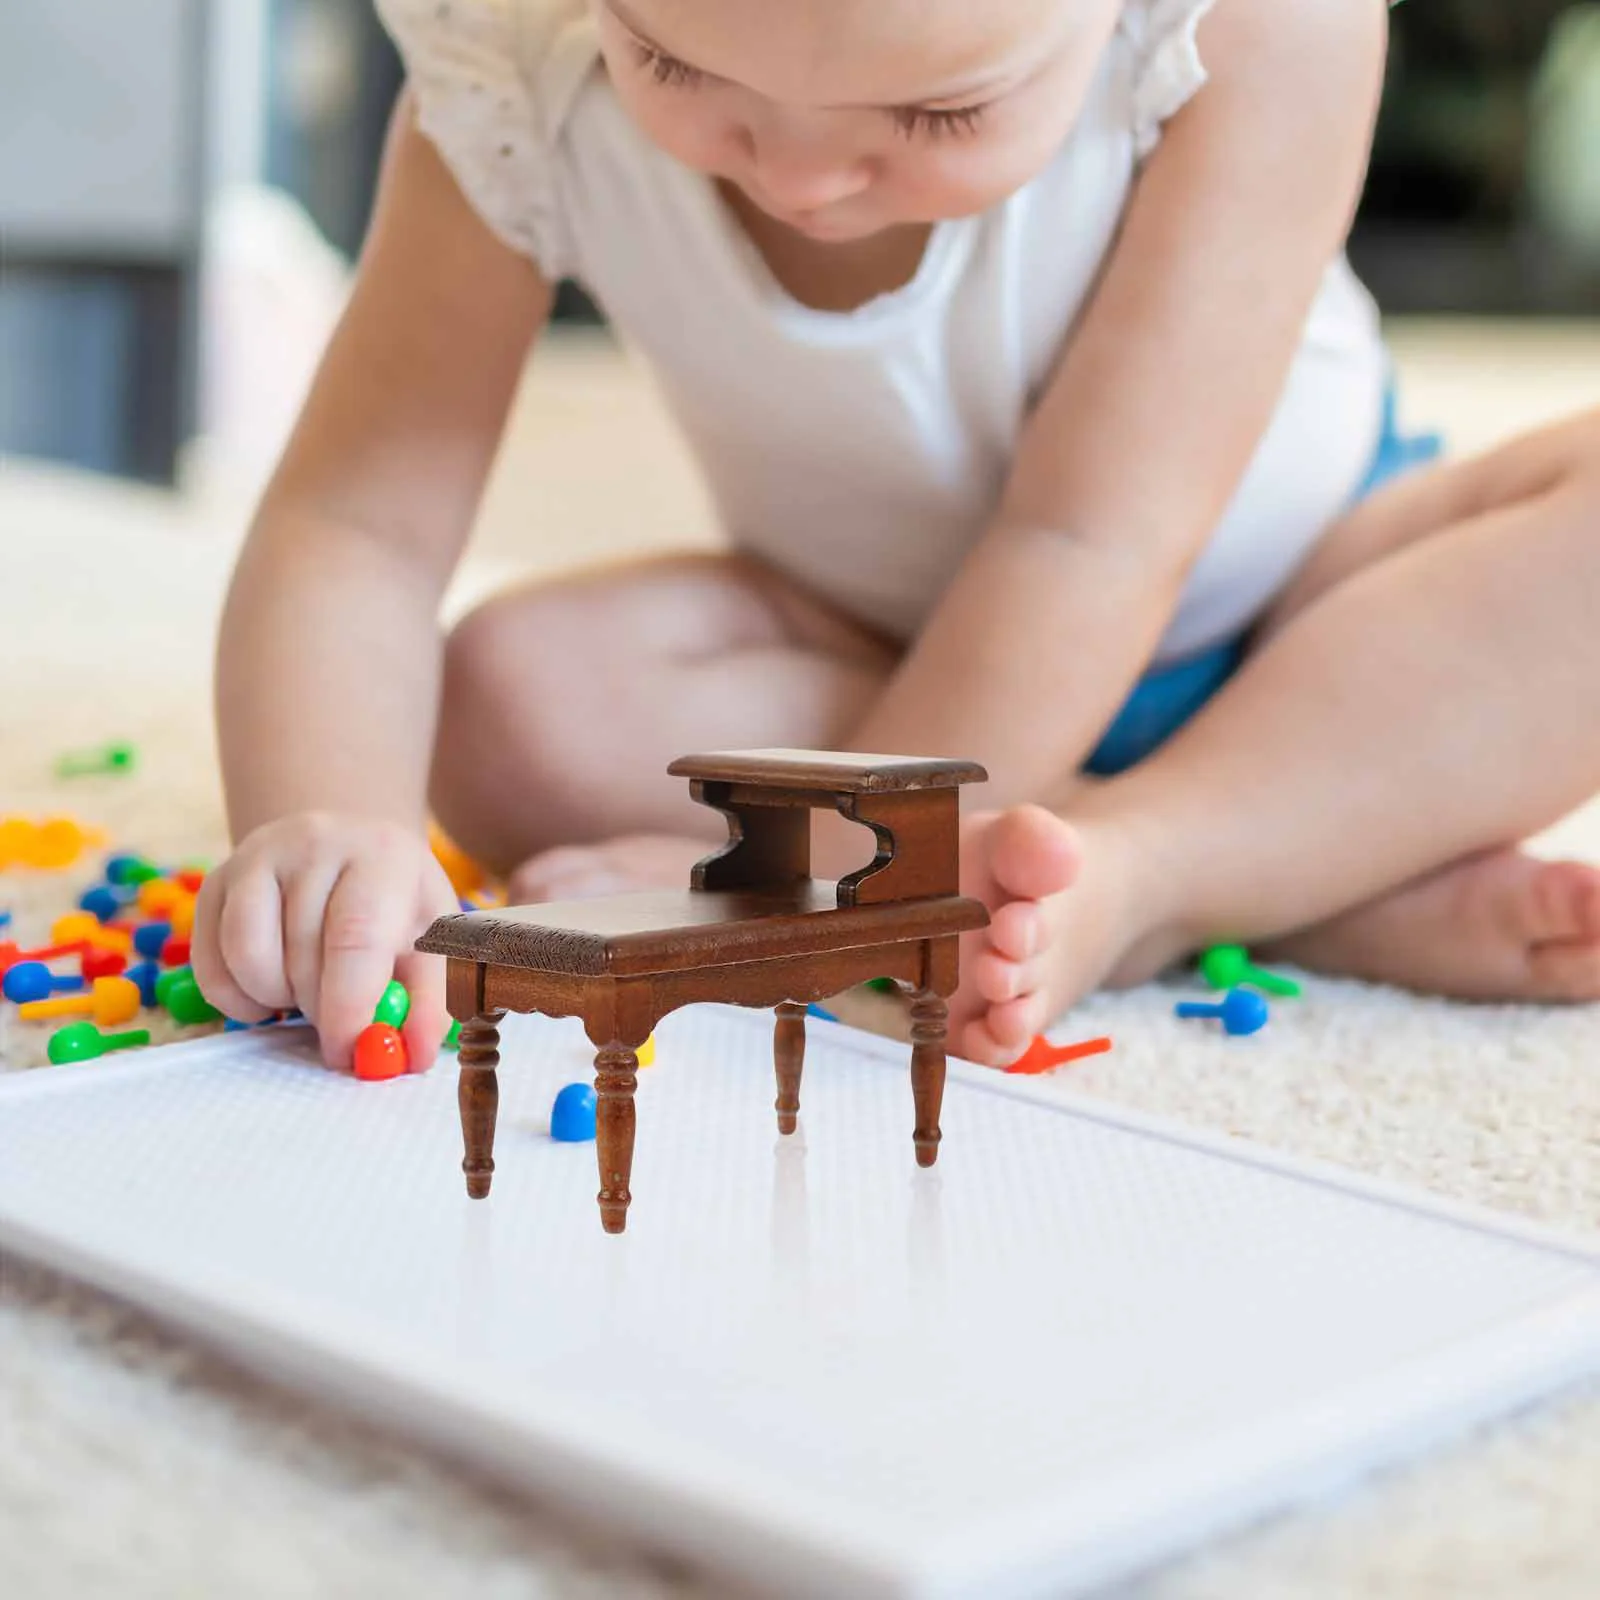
[163,971,222,1026]
[56,741,138,779]
[48,1021,150,1065]
[154,965,189,1009]
[443,1019,461,1052]
[1198,944,1302,998]
[866,977,898,994]
[107,854,162,887]
[373,979,411,1029]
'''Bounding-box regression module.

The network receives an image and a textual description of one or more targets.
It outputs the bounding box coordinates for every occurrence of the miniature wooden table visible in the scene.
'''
[415,750,989,1233]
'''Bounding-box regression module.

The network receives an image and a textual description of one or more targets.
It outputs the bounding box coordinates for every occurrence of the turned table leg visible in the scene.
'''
[595,1041,640,1234]
[909,990,948,1169]
[458,1011,505,1199]
[773,1000,806,1135]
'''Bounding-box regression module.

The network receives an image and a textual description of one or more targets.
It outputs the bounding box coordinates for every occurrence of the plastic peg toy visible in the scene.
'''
[105,854,162,887]
[0,910,10,930]
[353,1023,408,1081]
[47,1022,150,1065]
[0,939,89,976]
[443,1019,462,1052]
[79,884,135,923]
[806,1002,839,1022]
[865,977,898,994]
[550,1083,597,1143]
[1004,1034,1114,1075]
[1198,944,1302,998]
[26,817,107,870]
[20,975,142,1027]
[637,1033,656,1069]
[1175,988,1270,1037]
[51,912,132,954]
[154,965,189,1010]
[3,962,88,1005]
[161,972,222,1027]
[0,818,32,868]
[429,822,487,898]
[133,922,172,960]
[127,959,161,1008]
[174,867,206,895]
[372,980,411,1030]
[159,937,192,969]
[55,742,138,779]
[81,947,128,981]
[136,878,187,919]
[168,895,197,939]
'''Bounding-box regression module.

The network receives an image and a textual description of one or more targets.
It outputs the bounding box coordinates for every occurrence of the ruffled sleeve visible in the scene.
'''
[375,0,586,278]
[1128,0,1220,158]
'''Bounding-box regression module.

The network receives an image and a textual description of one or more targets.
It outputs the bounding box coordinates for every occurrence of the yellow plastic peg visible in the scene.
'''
[20,975,142,1027]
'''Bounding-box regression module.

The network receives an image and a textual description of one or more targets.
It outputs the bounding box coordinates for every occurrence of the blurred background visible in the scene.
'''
[2,0,1599,486]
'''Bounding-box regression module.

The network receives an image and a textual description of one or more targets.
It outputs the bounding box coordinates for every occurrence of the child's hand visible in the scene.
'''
[192,814,459,1072]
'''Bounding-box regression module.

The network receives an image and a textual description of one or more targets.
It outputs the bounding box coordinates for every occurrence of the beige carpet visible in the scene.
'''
[2,324,1600,1598]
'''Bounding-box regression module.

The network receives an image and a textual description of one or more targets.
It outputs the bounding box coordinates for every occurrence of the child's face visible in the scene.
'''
[594,0,1121,241]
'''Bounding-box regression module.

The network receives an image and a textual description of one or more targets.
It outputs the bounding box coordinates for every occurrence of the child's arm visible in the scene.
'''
[844,0,1388,807]
[198,94,553,1068]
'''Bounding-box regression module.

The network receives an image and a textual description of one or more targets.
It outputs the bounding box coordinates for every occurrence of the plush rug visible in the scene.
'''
[2,325,1599,1598]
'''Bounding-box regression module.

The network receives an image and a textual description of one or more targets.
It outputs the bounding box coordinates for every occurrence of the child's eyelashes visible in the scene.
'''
[890,105,989,142]
[630,41,990,141]
[634,42,703,89]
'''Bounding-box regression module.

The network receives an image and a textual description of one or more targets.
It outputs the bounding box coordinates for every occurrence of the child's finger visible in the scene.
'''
[394,946,448,1073]
[316,862,421,1071]
[215,866,293,1016]
[281,856,345,1033]
[194,870,278,1017]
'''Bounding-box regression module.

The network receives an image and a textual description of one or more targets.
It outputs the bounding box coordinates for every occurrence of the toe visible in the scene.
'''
[1531,860,1600,943]
[1528,940,1600,1003]
[987,899,1043,962]
[983,993,1049,1059]
[983,805,1080,903]
[970,946,1044,1004]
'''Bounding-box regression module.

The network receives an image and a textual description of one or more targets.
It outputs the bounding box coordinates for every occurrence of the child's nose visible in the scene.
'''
[744,123,872,214]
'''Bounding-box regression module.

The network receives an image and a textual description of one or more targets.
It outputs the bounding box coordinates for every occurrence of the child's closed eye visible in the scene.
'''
[631,40,991,142]
[890,105,989,141]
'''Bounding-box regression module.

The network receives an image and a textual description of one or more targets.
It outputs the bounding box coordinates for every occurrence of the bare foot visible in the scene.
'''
[950,807,1086,1065]
[954,807,1190,1066]
[507,833,709,903]
[1266,847,1600,1001]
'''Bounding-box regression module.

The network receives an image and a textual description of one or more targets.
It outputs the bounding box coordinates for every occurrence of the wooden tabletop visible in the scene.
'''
[415,884,988,976]
[667,749,988,793]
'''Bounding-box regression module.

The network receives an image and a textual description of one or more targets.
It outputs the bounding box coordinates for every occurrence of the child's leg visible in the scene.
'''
[430,551,895,879]
[965,406,1600,1060]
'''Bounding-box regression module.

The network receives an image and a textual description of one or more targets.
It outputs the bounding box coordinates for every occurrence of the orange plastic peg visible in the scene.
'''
[428,822,487,898]
[168,894,197,938]
[1004,1034,1113,1075]
[136,879,187,919]
[19,975,142,1027]
[28,817,106,870]
[51,912,133,954]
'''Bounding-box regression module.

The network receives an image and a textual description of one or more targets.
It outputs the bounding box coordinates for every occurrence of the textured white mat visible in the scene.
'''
[3,1011,1599,1600]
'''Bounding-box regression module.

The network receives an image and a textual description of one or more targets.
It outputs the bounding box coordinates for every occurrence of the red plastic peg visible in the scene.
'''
[353,1023,408,1082]
[1004,1034,1114,1075]
[0,940,90,976]
[81,947,129,981]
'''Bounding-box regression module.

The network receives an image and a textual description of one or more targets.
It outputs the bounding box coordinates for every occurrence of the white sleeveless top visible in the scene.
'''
[378,0,1387,662]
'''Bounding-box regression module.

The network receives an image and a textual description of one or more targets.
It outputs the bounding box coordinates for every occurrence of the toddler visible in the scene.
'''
[196,0,1600,1070]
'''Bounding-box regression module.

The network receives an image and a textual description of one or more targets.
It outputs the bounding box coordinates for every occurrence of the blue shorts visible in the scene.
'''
[1083,388,1444,778]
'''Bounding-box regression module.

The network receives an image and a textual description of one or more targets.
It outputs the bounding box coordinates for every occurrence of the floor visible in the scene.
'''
[1,321,1599,1598]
